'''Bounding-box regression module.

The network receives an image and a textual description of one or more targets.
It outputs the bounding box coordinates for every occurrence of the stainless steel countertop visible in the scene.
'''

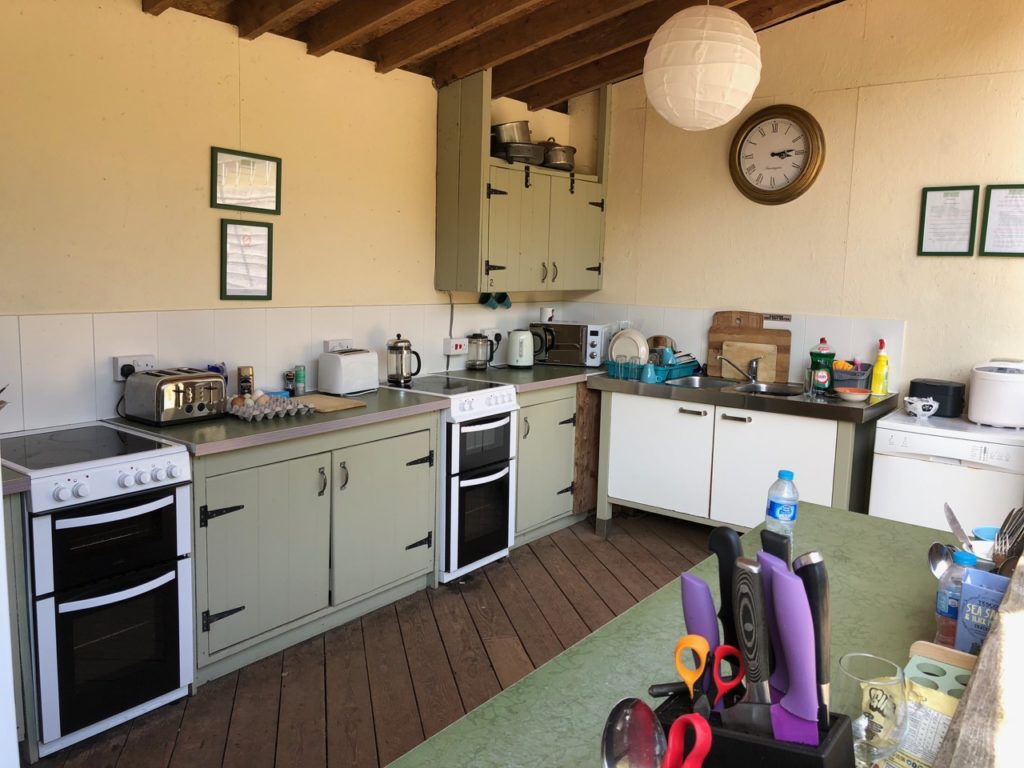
[105,388,449,456]
[2,466,30,497]
[439,364,600,392]
[588,374,898,424]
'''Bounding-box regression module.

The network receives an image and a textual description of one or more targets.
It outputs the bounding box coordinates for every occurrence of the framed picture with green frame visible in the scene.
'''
[211,147,282,214]
[980,184,1024,256]
[220,219,273,300]
[917,185,979,256]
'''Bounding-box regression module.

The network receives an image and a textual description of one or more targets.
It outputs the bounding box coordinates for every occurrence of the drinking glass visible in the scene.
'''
[628,356,642,381]
[833,653,908,768]
[614,354,627,379]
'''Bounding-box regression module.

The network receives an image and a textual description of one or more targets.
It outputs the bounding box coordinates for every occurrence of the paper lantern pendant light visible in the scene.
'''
[643,5,762,131]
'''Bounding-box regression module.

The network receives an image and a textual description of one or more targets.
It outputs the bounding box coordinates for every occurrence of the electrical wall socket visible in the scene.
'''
[480,327,499,341]
[322,338,354,352]
[443,337,469,356]
[113,354,156,381]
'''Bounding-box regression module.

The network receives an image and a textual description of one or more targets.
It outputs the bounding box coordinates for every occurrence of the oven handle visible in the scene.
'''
[460,415,511,434]
[459,466,510,488]
[54,495,173,530]
[57,569,176,614]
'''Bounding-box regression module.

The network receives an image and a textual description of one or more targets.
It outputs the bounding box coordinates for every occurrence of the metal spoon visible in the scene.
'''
[601,697,666,768]
[928,541,953,580]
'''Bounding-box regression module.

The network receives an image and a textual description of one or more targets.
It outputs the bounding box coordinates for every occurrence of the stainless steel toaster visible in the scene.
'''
[125,367,227,425]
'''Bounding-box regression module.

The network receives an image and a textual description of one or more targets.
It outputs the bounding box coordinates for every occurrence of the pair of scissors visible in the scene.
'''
[662,713,712,768]
[673,634,746,718]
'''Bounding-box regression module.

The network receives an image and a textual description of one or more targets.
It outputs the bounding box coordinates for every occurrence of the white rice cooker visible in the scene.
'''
[968,360,1024,428]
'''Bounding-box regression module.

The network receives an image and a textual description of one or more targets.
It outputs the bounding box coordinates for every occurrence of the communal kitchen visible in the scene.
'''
[2,0,1023,766]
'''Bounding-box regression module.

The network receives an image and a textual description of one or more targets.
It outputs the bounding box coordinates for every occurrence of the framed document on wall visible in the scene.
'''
[917,186,978,256]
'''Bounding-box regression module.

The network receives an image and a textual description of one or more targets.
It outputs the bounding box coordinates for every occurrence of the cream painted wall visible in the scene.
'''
[601,0,1024,389]
[1,0,439,313]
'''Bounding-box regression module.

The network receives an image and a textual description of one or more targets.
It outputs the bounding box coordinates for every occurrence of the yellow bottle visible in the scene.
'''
[870,338,889,395]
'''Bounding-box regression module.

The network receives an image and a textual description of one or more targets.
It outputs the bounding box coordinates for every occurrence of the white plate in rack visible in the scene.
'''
[608,329,650,363]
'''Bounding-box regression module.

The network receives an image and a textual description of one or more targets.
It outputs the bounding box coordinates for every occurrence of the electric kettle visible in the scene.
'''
[386,333,421,386]
[466,333,496,370]
[508,330,535,369]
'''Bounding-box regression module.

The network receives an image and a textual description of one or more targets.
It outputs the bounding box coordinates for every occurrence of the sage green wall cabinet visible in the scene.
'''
[435,69,607,292]
[203,454,331,654]
[331,430,435,607]
[515,386,580,542]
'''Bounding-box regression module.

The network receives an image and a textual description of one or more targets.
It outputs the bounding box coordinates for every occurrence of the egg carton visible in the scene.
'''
[228,395,315,422]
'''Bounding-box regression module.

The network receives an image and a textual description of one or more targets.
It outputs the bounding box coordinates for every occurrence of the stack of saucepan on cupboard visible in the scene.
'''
[602,527,856,768]
[490,120,575,172]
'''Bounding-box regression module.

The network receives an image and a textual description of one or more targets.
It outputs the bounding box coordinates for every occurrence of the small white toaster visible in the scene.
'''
[318,349,379,395]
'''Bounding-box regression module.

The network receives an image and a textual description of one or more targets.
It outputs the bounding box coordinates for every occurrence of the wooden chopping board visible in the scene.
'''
[295,394,367,413]
[707,311,791,381]
[720,341,779,383]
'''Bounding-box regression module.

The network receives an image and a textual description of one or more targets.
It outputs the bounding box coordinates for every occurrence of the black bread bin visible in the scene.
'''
[908,378,965,417]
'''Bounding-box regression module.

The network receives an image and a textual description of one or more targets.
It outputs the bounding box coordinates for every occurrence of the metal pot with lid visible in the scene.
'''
[386,333,422,387]
[466,333,496,370]
[541,137,576,171]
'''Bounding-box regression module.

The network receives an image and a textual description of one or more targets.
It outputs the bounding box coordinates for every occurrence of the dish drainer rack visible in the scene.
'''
[605,359,701,382]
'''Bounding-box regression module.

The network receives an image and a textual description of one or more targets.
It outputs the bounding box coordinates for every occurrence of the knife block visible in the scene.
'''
[655,693,854,768]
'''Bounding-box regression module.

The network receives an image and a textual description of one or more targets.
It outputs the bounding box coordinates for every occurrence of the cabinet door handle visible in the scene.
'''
[721,413,753,423]
[551,261,558,282]
[678,407,708,417]
[523,416,530,438]
[338,461,349,490]
[541,263,548,283]
[318,466,327,496]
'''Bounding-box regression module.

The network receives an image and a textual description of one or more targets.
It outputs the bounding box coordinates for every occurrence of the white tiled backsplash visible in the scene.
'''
[0,301,904,434]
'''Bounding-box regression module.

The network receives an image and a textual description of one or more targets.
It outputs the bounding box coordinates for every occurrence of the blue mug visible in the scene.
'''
[640,363,658,384]
[661,347,675,365]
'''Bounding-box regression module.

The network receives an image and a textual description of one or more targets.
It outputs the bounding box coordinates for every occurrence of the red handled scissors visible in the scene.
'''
[673,634,746,716]
[662,713,712,768]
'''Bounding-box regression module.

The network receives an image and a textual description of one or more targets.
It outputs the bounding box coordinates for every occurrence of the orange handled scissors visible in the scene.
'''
[674,634,746,714]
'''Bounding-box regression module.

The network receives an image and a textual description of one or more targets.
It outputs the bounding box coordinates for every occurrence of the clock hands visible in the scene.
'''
[770,149,795,159]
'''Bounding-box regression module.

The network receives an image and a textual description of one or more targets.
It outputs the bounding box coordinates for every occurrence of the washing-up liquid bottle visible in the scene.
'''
[870,339,889,396]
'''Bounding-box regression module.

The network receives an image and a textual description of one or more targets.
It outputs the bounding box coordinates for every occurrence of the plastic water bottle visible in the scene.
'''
[934,550,977,647]
[765,470,799,543]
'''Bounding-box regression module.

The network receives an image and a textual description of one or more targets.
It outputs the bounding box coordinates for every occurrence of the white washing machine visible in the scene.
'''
[869,410,1024,532]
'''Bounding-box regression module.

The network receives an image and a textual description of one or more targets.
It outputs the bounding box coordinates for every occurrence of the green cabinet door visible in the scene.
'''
[485,165,522,292]
[548,177,604,290]
[518,172,552,291]
[204,453,331,654]
[331,430,435,607]
[516,398,576,535]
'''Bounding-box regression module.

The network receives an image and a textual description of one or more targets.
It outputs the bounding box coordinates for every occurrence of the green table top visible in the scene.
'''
[389,505,951,767]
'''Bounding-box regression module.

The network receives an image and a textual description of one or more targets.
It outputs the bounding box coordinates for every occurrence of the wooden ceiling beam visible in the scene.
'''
[511,44,647,111]
[372,0,551,74]
[142,0,175,14]
[492,0,735,98]
[428,0,655,89]
[303,0,426,57]
[733,0,839,29]
[235,0,319,40]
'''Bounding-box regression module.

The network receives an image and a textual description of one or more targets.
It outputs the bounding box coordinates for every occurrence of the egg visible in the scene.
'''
[256,394,270,405]
[230,395,246,408]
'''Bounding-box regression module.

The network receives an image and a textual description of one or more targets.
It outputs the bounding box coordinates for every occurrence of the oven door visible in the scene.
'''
[32,485,190,596]
[446,460,516,576]
[35,559,192,744]
[449,412,517,475]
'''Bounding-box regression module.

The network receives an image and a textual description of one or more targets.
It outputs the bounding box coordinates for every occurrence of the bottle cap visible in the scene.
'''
[952,550,977,566]
[878,338,887,352]
[812,337,833,353]
[778,469,794,481]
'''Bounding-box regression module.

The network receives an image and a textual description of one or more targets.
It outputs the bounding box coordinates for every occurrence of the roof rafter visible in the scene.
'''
[236,0,320,40]
[303,0,426,57]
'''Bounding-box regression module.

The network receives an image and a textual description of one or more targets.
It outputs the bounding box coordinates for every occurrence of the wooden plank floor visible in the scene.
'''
[26,511,712,768]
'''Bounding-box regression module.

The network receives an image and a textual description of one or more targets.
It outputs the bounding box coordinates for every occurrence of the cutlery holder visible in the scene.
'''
[655,694,854,768]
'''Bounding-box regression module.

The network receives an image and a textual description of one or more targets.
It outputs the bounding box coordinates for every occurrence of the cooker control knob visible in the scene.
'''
[52,485,72,502]
[73,482,91,499]
[135,470,151,486]
[118,473,135,488]
[151,467,167,482]
[486,395,495,406]
[167,464,182,479]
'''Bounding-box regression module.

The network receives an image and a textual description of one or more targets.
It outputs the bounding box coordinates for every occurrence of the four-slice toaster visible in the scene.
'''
[125,367,227,425]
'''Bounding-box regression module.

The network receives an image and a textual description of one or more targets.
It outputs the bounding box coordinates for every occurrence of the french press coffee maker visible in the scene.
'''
[386,333,422,387]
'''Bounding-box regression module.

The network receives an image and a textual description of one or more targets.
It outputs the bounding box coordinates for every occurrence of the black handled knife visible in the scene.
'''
[793,551,831,727]
[760,529,792,569]
[708,526,743,649]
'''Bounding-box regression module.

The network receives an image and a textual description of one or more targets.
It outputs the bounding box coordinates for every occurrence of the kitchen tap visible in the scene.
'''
[717,355,761,384]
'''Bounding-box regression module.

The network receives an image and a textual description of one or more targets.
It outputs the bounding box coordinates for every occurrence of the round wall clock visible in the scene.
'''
[728,104,825,205]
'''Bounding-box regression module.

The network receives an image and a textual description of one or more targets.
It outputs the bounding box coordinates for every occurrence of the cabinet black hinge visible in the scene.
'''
[524,165,531,189]
[405,531,433,550]
[406,450,435,467]
[486,183,508,199]
[589,199,605,211]
[202,605,245,631]
[485,260,507,275]
[559,414,577,426]
[557,482,575,496]
[569,172,576,194]
[199,504,244,527]
[585,263,602,275]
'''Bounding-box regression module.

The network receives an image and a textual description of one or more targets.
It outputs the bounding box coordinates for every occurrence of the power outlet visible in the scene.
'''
[443,337,469,356]
[323,338,354,352]
[113,354,157,381]
[480,327,499,342]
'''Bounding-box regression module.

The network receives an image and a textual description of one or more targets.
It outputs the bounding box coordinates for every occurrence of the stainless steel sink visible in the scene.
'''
[733,382,806,397]
[664,376,736,390]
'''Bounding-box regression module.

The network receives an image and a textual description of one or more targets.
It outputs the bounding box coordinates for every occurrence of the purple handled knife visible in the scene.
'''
[768,566,821,746]
[681,573,720,697]
[757,551,789,700]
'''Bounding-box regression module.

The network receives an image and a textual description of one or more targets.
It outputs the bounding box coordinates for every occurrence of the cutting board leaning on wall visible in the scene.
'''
[706,311,791,383]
